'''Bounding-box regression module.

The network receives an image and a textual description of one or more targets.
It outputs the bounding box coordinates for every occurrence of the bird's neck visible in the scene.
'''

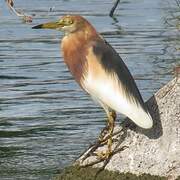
[63,26,99,45]
[61,26,100,85]
[61,25,100,61]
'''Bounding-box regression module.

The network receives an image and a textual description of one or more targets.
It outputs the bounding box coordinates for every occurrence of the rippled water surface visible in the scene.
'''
[0,0,179,179]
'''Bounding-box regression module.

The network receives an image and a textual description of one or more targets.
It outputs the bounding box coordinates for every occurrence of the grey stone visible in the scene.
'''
[77,71,180,180]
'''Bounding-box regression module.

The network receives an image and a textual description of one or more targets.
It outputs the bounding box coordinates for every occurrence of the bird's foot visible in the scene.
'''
[80,145,128,172]
[83,132,113,162]
[79,124,128,175]
[80,138,108,162]
[80,128,123,162]
[96,135,113,159]
[93,149,111,160]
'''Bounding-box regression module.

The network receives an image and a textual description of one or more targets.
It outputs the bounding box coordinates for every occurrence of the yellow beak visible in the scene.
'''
[32,21,63,30]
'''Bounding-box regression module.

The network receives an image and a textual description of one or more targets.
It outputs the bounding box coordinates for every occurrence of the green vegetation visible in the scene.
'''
[54,165,167,180]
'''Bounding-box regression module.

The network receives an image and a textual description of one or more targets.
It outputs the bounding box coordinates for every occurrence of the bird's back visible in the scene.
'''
[82,40,153,129]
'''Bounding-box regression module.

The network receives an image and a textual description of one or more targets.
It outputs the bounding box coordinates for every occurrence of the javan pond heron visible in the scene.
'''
[32,15,153,160]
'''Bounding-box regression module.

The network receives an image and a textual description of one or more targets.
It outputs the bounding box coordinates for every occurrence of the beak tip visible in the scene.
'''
[32,24,43,29]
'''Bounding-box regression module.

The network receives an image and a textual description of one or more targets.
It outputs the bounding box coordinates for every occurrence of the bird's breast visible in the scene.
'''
[61,35,88,85]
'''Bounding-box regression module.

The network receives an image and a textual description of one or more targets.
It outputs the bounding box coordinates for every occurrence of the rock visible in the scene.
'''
[76,67,180,180]
[55,165,167,180]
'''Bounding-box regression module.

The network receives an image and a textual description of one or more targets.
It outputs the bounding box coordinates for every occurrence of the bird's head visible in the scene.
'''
[32,15,91,34]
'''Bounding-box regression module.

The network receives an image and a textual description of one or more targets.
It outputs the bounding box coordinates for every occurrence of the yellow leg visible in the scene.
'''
[96,110,116,159]
[98,126,108,142]
[98,111,116,142]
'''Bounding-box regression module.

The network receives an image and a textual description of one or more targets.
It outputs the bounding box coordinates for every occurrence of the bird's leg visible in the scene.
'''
[98,110,116,143]
[95,110,116,159]
[98,125,108,143]
[80,110,116,162]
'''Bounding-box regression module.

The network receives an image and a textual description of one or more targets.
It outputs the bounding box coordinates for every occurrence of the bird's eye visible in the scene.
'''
[66,19,73,25]
[60,18,73,26]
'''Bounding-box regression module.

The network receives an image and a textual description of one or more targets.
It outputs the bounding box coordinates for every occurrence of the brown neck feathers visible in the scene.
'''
[61,24,100,86]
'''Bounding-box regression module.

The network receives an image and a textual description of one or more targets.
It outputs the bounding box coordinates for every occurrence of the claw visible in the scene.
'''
[94,149,111,160]
[94,130,113,160]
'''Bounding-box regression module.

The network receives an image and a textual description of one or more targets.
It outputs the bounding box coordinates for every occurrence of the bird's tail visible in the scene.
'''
[127,105,153,129]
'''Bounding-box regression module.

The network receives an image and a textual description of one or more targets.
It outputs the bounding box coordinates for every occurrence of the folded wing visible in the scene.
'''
[82,40,153,129]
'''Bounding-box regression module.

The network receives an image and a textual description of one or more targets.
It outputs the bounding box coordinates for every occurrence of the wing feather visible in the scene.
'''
[82,40,153,129]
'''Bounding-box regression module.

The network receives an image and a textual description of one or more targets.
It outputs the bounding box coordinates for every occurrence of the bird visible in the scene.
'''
[32,15,153,159]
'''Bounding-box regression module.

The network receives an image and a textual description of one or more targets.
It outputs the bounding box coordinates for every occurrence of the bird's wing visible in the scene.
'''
[81,40,153,129]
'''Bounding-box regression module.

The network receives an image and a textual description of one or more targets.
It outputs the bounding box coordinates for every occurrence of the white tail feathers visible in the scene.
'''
[126,106,153,129]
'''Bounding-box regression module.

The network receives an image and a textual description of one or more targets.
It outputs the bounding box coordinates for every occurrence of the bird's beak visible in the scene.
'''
[32,21,63,30]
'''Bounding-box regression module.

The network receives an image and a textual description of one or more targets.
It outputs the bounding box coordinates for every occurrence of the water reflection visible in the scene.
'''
[0,0,179,179]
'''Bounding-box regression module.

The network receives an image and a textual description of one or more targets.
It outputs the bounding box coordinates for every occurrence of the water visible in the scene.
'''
[0,0,179,179]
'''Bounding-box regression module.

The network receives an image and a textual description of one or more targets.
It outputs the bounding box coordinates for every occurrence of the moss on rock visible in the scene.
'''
[54,165,167,180]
